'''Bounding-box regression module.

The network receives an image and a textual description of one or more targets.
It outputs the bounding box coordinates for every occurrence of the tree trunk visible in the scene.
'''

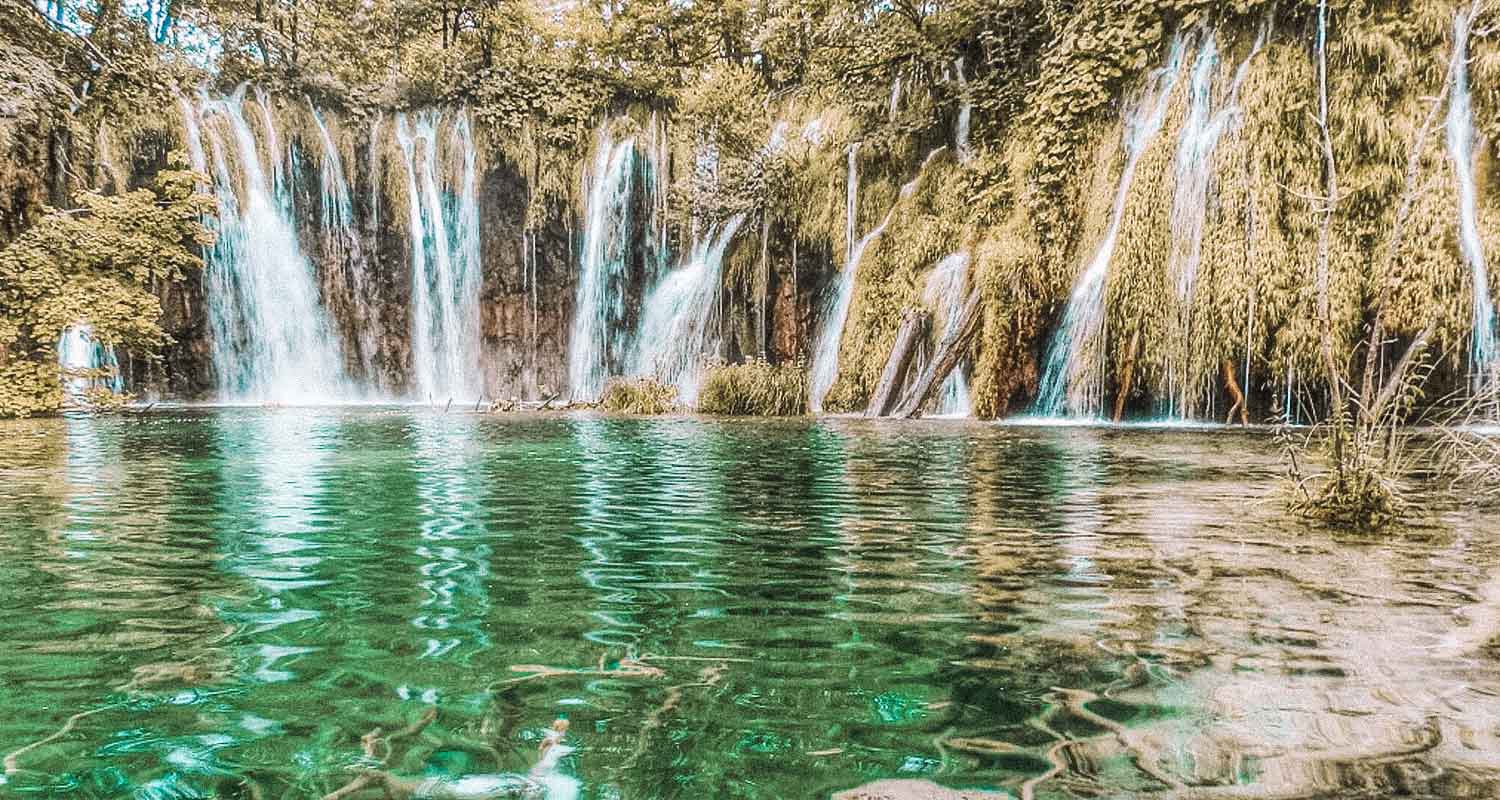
[867,308,929,417]
[892,289,982,418]
[1223,359,1250,425]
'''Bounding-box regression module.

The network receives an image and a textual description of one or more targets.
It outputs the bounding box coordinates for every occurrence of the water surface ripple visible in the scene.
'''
[0,410,1496,798]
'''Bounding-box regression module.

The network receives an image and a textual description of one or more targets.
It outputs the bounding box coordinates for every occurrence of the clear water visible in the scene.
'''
[2,409,1497,799]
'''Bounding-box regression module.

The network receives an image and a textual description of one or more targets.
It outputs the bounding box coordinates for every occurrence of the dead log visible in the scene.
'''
[866,308,930,417]
[1222,359,1250,425]
[892,289,983,418]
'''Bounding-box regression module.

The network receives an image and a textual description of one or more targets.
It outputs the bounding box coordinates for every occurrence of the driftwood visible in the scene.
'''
[890,289,982,418]
[1222,360,1250,426]
[866,308,930,417]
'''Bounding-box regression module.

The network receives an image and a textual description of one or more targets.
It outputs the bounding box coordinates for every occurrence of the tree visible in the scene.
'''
[0,157,215,417]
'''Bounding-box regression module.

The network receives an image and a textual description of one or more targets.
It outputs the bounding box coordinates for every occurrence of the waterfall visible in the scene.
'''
[925,252,973,417]
[187,88,353,404]
[810,148,946,413]
[57,324,123,400]
[1447,8,1499,391]
[629,216,747,404]
[1164,30,1262,417]
[954,57,973,162]
[1034,34,1186,418]
[394,110,483,403]
[309,103,380,384]
[569,128,640,402]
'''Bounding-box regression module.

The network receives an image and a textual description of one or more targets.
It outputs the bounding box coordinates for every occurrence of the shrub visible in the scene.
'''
[598,377,677,414]
[697,359,807,416]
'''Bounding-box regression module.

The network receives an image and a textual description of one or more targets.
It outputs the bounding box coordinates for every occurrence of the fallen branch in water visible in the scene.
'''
[1054,687,1185,791]
[3,704,123,776]
[5,655,231,776]
[321,707,438,800]
[489,657,666,689]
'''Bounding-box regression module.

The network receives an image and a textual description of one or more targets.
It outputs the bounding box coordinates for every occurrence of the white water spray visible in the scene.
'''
[954,57,973,162]
[310,104,381,384]
[1164,30,1263,417]
[57,323,123,400]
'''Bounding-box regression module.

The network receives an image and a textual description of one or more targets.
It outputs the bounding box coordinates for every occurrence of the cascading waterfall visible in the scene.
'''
[924,252,973,417]
[57,324,123,399]
[569,128,642,402]
[810,147,946,413]
[629,216,747,404]
[1034,34,1186,418]
[395,110,483,403]
[1164,30,1263,417]
[187,88,353,404]
[309,104,381,383]
[1447,8,1499,392]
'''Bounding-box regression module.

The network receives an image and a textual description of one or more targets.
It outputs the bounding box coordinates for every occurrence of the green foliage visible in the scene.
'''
[698,358,808,416]
[0,158,213,417]
[598,377,678,415]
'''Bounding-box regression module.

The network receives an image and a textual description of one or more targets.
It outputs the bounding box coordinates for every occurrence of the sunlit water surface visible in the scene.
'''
[0,409,1497,799]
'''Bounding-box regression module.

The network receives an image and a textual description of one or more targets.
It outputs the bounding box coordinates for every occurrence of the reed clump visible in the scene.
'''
[598,377,677,414]
[697,358,808,416]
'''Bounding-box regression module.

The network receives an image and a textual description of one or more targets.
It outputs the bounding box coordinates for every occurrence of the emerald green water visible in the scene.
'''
[1,409,1497,799]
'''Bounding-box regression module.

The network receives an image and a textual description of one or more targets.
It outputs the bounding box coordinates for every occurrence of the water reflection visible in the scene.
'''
[0,412,1495,798]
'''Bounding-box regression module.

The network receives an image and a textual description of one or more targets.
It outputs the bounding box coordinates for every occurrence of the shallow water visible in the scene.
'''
[0,409,1497,799]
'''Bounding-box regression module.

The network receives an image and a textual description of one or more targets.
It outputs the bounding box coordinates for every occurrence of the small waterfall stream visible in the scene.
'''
[925,252,973,416]
[953,57,973,162]
[1447,8,1499,391]
[187,88,353,404]
[630,216,747,404]
[810,148,946,413]
[1165,30,1262,417]
[57,324,123,400]
[1034,34,1186,418]
[395,110,483,403]
[569,128,642,402]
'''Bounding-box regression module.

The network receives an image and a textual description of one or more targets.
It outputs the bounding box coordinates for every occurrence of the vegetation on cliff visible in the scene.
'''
[0,160,214,416]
